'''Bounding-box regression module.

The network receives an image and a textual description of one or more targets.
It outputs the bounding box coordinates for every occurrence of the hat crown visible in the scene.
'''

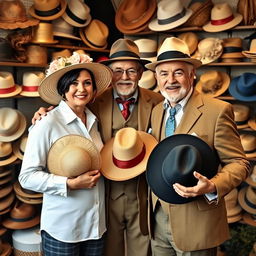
[157,0,185,19]
[178,32,198,55]
[200,70,223,93]
[233,104,250,122]
[67,0,90,19]
[0,72,15,89]
[134,38,157,53]
[10,202,36,219]
[0,0,27,22]
[52,17,74,34]
[19,136,27,152]
[223,37,242,47]
[31,22,55,43]
[0,142,12,158]
[211,3,233,20]
[249,39,256,52]
[33,0,60,11]
[122,0,148,22]
[198,38,223,58]
[23,71,45,86]
[113,127,144,162]
[238,73,256,95]
[240,134,256,152]
[0,108,20,137]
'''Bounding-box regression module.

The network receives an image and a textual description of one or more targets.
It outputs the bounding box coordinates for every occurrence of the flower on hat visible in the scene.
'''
[46,52,93,77]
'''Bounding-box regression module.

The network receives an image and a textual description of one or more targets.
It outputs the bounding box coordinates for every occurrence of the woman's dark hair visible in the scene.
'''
[57,68,97,99]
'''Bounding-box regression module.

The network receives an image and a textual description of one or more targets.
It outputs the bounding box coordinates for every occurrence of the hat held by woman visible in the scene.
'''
[47,135,101,177]
[100,127,158,181]
[39,51,112,105]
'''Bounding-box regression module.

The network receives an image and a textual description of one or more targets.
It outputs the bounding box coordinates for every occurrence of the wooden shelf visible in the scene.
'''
[205,62,256,66]
[0,62,46,68]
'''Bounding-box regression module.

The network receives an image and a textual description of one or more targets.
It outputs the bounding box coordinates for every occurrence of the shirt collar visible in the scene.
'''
[113,88,138,102]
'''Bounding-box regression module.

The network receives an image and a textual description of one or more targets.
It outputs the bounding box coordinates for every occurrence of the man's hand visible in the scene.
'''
[31,106,54,124]
[67,170,101,190]
[173,171,216,198]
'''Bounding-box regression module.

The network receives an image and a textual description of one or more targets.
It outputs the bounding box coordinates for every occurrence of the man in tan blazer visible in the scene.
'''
[145,37,250,255]
[90,38,163,256]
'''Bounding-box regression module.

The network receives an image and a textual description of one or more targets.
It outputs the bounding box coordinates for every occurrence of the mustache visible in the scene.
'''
[116,80,135,85]
[164,83,181,89]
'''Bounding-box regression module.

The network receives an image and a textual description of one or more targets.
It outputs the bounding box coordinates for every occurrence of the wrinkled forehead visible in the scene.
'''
[109,60,142,70]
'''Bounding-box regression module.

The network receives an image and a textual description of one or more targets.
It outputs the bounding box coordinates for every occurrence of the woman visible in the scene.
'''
[19,52,112,256]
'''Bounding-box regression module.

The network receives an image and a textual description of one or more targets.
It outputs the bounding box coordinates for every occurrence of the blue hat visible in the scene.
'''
[229,73,256,102]
[146,134,219,204]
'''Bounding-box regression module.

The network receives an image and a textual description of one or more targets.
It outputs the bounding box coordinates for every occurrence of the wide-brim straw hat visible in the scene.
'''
[47,135,101,177]
[134,38,158,63]
[149,0,193,32]
[2,202,40,230]
[0,108,27,142]
[232,104,250,129]
[229,72,256,102]
[146,134,219,204]
[203,3,243,32]
[13,182,42,200]
[39,55,112,105]
[138,70,158,92]
[0,0,39,30]
[100,38,150,66]
[115,0,156,34]
[101,127,158,181]
[29,0,67,21]
[0,71,22,98]
[238,186,256,214]
[196,70,230,97]
[146,37,202,71]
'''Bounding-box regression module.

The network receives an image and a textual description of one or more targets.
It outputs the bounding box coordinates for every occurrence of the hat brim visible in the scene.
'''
[146,134,219,204]
[47,134,101,176]
[229,76,256,102]
[0,19,39,30]
[29,0,67,21]
[195,71,230,97]
[0,154,18,166]
[0,192,15,211]
[146,58,202,71]
[39,62,112,105]
[14,182,43,199]
[248,118,256,130]
[100,131,158,181]
[115,0,157,31]
[192,49,223,65]
[242,212,256,226]
[0,184,13,199]
[0,109,27,142]
[0,85,22,98]
[227,213,242,223]
[238,186,256,214]
[19,91,39,97]
[202,13,243,32]
[148,9,193,32]
[16,194,43,205]
[62,12,91,28]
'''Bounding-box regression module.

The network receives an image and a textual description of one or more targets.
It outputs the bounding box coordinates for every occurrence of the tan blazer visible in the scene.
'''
[90,86,163,235]
[150,90,250,251]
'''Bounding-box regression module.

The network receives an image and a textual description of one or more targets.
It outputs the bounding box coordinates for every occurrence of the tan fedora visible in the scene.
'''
[0,72,21,98]
[177,32,199,55]
[240,134,256,159]
[100,38,150,66]
[29,0,67,21]
[192,37,223,65]
[248,116,256,131]
[52,17,81,41]
[20,72,45,97]
[146,37,202,71]
[242,39,256,58]
[47,135,101,177]
[52,49,72,60]
[0,0,39,30]
[221,38,244,60]
[246,165,256,187]
[149,0,192,32]
[139,70,158,92]
[14,181,43,199]
[238,186,256,214]
[39,52,112,105]
[101,127,158,181]
[0,142,17,166]
[25,45,48,65]
[62,0,91,27]
[0,108,26,142]
[203,3,243,32]
[31,22,58,44]
[79,19,109,50]
[195,70,230,97]
[2,201,40,230]
[232,104,250,129]
[13,135,28,160]
[115,0,156,34]
[134,38,158,63]
[0,192,15,212]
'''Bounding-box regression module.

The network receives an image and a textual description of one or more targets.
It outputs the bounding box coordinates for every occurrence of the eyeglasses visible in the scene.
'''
[112,68,138,77]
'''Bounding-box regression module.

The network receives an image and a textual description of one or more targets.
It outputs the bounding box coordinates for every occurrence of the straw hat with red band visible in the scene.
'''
[100,127,158,181]
[0,72,21,98]
[203,3,243,32]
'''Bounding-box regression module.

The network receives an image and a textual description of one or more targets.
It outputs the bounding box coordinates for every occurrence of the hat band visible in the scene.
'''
[22,86,38,92]
[10,214,36,223]
[140,52,157,58]
[223,47,242,53]
[35,4,62,17]
[66,6,88,24]
[245,148,256,154]
[158,8,186,25]
[113,144,146,169]
[245,194,256,209]
[0,86,16,94]
[83,34,106,48]
[211,15,234,25]
[157,51,190,61]
[110,51,140,59]
[236,120,248,125]
[0,152,13,161]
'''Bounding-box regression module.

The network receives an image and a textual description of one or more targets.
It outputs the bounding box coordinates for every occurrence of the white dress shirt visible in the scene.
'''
[19,100,106,242]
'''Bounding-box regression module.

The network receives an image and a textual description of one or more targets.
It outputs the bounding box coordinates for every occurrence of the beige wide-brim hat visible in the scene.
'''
[240,134,256,159]
[0,142,18,167]
[0,108,27,142]
[149,0,193,32]
[101,127,158,181]
[39,62,112,105]
[203,3,243,32]
[47,135,101,177]
[238,186,256,215]
[0,71,22,98]
[146,37,202,71]
[29,0,67,21]
[196,70,230,97]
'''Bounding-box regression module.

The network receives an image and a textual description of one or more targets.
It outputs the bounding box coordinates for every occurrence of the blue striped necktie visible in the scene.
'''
[165,104,181,137]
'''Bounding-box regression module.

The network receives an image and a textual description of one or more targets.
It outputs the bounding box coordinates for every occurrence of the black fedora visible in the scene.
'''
[146,134,219,204]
